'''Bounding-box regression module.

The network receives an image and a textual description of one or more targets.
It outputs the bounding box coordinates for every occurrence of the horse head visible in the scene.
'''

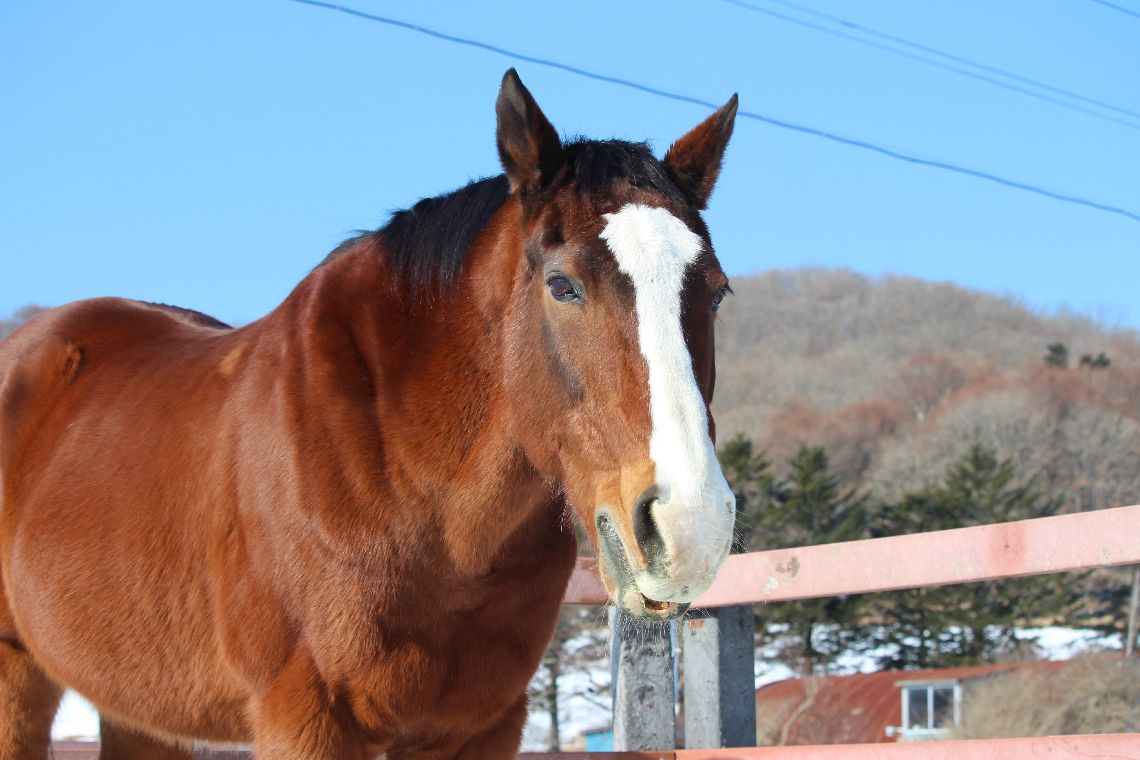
[495,70,738,620]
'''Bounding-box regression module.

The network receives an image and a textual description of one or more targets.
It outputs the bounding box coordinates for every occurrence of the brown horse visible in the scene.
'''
[0,70,738,759]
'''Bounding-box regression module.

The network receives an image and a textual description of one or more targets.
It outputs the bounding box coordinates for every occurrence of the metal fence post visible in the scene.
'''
[680,605,756,748]
[610,607,676,750]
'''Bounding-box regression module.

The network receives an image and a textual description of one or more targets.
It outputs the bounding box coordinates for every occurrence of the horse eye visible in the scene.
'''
[711,286,730,313]
[546,275,581,303]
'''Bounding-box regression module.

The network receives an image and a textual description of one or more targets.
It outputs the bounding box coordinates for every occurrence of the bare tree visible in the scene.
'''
[713,268,1140,508]
[527,606,609,751]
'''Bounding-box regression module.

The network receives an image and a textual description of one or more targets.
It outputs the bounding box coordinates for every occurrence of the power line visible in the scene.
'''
[714,0,1140,132]
[740,0,1140,121]
[1088,0,1140,20]
[287,0,1140,225]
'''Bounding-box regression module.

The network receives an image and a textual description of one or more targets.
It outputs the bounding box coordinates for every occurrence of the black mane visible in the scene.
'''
[326,139,684,299]
[376,174,511,298]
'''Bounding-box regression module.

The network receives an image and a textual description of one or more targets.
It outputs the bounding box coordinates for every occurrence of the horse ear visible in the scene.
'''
[496,69,563,196]
[663,94,739,210]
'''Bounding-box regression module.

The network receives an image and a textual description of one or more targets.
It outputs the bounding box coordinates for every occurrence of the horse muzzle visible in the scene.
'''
[595,483,734,620]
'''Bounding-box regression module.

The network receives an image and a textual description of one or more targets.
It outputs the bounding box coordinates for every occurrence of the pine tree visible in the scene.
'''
[1044,342,1069,368]
[752,445,869,675]
[717,433,776,552]
[1079,352,1111,369]
[866,445,1063,668]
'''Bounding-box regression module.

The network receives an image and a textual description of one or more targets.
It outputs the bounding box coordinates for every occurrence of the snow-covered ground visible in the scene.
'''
[51,626,1124,744]
[52,691,100,741]
[521,666,613,751]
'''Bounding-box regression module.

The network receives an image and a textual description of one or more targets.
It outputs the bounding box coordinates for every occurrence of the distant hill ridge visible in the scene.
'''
[713,268,1140,512]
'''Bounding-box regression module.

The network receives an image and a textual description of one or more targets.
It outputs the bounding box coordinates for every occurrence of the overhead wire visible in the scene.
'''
[287,0,1140,225]
[736,0,1140,121]
[714,0,1140,132]
[1087,0,1140,20]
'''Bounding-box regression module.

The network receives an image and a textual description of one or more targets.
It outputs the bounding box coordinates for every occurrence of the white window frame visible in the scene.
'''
[898,681,961,736]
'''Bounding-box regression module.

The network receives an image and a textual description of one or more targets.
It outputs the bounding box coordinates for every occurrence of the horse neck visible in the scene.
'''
[274,216,557,574]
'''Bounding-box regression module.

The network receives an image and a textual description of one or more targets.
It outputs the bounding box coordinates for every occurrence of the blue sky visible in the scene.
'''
[3,0,1138,328]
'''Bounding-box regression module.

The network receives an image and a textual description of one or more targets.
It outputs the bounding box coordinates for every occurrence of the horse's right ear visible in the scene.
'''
[496,69,563,197]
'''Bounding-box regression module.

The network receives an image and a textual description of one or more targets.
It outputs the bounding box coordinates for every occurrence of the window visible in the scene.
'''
[901,683,960,735]
[932,686,954,727]
[906,687,929,730]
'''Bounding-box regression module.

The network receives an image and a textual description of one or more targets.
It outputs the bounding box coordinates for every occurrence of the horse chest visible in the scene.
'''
[334,542,577,740]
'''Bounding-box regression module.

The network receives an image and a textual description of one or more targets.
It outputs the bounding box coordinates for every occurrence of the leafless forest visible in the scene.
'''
[714,268,1140,514]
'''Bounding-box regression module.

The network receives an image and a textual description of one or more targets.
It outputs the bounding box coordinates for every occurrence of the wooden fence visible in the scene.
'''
[52,504,1140,758]
[565,503,1140,759]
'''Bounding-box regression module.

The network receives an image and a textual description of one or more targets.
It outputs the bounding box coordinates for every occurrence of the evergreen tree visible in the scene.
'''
[1044,342,1069,368]
[717,433,776,553]
[765,446,867,549]
[752,445,869,675]
[1078,352,1111,369]
[866,445,1062,669]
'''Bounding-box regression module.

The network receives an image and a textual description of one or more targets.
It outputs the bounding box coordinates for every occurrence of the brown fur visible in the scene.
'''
[98,720,193,760]
[0,641,61,758]
[663,94,739,211]
[0,70,735,758]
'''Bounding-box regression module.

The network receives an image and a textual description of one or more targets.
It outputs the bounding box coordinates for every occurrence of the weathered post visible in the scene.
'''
[1127,564,1139,658]
[681,605,756,748]
[610,607,676,750]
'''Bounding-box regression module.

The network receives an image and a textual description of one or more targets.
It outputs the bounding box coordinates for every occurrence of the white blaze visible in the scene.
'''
[599,203,735,602]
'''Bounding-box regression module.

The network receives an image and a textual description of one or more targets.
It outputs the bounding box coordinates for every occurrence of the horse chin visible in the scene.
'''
[622,588,691,622]
[595,513,690,621]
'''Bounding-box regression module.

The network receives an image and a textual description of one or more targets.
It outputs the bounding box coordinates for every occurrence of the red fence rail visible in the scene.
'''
[669,733,1140,759]
[563,503,1140,606]
[47,734,1140,759]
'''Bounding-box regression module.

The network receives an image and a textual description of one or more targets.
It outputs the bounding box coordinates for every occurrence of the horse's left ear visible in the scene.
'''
[496,69,564,197]
[664,94,739,210]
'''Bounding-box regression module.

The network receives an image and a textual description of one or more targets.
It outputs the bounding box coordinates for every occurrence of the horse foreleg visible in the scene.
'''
[443,694,528,760]
[387,694,528,760]
[252,649,372,760]
[98,718,193,760]
[0,640,62,760]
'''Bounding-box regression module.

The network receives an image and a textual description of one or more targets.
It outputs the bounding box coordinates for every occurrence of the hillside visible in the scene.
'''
[713,268,1140,513]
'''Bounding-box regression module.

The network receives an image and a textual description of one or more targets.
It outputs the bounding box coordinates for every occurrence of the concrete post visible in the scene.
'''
[610,607,676,750]
[681,605,756,748]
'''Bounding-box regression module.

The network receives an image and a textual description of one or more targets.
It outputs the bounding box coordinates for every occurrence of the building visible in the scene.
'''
[755,660,1067,745]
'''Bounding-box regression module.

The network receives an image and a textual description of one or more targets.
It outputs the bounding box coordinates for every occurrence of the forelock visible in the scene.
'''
[562,139,686,206]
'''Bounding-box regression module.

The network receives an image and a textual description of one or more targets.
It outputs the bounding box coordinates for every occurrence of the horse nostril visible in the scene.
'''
[632,485,666,568]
